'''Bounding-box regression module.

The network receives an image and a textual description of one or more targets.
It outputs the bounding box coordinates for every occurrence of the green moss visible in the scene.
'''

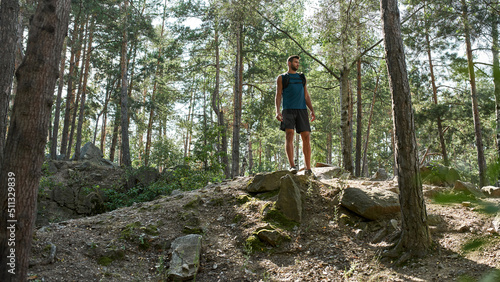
[232,213,243,223]
[183,195,202,209]
[256,190,280,200]
[262,203,299,230]
[120,221,142,240]
[244,235,266,254]
[236,194,252,204]
[183,226,204,235]
[432,191,477,205]
[141,224,159,236]
[98,256,114,266]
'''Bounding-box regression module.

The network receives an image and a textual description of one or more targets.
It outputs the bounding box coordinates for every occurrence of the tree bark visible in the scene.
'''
[109,111,120,162]
[120,0,131,167]
[362,74,380,177]
[0,0,20,167]
[0,1,71,280]
[380,0,431,259]
[461,0,487,187]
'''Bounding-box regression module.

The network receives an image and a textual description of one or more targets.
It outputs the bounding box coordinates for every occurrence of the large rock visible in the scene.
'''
[246,170,292,193]
[312,166,345,181]
[454,180,484,198]
[370,168,389,181]
[341,186,400,220]
[169,234,202,281]
[481,186,500,198]
[276,174,303,223]
[74,142,115,167]
[420,164,461,187]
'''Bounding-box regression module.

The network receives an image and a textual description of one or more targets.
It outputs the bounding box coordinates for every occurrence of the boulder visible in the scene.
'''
[246,170,292,193]
[370,168,389,181]
[74,142,116,167]
[420,164,461,187]
[341,186,400,220]
[312,166,345,181]
[454,180,485,198]
[481,186,500,198]
[255,229,288,247]
[276,174,303,223]
[169,234,202,281]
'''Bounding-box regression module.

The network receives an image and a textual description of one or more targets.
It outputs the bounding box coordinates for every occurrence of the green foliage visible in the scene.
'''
[101,165,223,211]
[461,237,488,253]
[431,191,477,205]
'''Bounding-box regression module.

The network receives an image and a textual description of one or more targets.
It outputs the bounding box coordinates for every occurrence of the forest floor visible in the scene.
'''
[28,175,500,281]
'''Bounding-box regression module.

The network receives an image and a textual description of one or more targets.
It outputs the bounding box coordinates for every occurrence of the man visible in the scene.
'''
[275,55,316,176]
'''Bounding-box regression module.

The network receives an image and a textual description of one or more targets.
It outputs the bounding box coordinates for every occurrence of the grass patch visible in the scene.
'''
[432,191,477,204]
[461,237,488,253]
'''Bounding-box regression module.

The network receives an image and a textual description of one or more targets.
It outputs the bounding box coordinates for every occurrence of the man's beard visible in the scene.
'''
[291,65,298,71]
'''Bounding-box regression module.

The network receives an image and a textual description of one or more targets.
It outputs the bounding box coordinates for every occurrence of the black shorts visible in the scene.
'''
[280,109,311,133]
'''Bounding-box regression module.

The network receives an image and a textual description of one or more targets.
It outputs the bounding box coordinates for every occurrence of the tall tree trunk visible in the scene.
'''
[340,67,353,173]
[0,0,20,167]
[50,39,67,159]
[0,1,70,280]
[380,0,431,259]
[232,22,244,178]
[211,23,230,178]
[355,58,362,176]
[120,0,131,167]
[492,10,500,161]
[362,74,380,177]
[60,11,81,158]
[74,19,94,160]
[461,0,487,187]
[66,16,86,159]
[425,31,449,166]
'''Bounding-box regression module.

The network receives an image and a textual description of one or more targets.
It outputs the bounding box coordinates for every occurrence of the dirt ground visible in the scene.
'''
[29,176,500,281]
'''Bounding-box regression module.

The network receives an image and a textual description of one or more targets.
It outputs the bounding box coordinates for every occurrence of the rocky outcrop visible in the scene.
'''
[370,168,389,181]
[454,180,485,198]
[169,234,202,281]
[340,186,400,220]
[311,166,345,181]
[246,170,293,193]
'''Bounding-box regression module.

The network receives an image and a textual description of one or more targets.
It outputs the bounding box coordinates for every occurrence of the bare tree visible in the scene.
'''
[0,0,71,280]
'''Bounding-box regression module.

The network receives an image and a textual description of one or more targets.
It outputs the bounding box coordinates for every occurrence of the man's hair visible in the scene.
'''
[287,55,300,63]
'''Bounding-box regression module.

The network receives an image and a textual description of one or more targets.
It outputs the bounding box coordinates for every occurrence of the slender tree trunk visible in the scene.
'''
[340,67,353,173]
[355,58,362,176]
[326,132,332,164]
[120,0,131,167]
[75,19,95,160]
[232,22,244,177]
[50,39,67,159]
[461,0,487,187]
[60,11,81,158]
[0,0,20,167]
[492,10,500,161]
[362,74,380,177]
[380,0,431,259]
[66,17,86,159]
[425,32,449,166]
[0,1,70,280]
[109,111,120,162]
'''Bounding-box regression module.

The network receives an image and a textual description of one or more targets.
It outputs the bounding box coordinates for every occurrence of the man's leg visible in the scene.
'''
[285,129,295,168]
[300,131,311,170]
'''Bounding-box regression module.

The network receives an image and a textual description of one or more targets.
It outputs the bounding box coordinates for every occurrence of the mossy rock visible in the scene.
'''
[236,194,252,204]
[262,203,299,230]
[244,235,266,254]
[183,195,203,209]
[96,249,125,266]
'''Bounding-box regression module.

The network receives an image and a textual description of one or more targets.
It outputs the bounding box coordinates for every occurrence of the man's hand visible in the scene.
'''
[310,111,316,122]
[276,112,283,122]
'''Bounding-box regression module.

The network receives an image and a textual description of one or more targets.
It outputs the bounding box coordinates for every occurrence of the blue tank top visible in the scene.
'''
[282,73,306,110]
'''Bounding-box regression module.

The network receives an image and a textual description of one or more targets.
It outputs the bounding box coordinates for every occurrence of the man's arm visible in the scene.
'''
[304,84,316,121]
[275,75,283,121]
